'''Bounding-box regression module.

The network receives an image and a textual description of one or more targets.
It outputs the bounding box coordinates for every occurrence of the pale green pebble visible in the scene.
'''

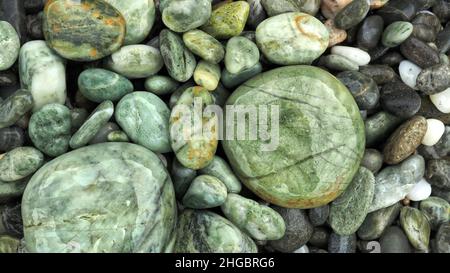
[182,29,225,64]
[162,0,212,33]
[440,54,449,65]
[225,36,260,74]
[419,197,450,230]
[221,62,262,89]
[201,1,250,39]
[0,21,20,71]
[106,45,164,79]
[0,235,20,253]
[400,206,431,251]
[182,175,227,209]
[221,193,286,241]
[382,21,414,48]
[0,147,44,182]
[145,75,179,95]
[199,155,242,193]
[107,130,129,142]
[0,89,34,129]
[194,61,221,91]
[320,54,360,72]
[69,101,114,149]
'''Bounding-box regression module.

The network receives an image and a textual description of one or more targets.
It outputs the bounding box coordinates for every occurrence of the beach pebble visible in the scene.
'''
[406,179,432,201]
[331,46,371,66]
[422,119,446,146]
[430,88,450,114]
[399,60,422,89]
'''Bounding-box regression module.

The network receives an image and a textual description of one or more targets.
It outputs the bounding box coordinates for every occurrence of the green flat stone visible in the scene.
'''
[145,75,179,96]
[201,1,250,39]
[162,0,211,33]
[320,54,360,72]
[199,155,242,193]
[221,62,262,89]
[400,206,431,251]
[225,36,260,74]
[357,202,402,240]
[78,68,133,103]
[256,12,329,65]
[329,167,375,235]
[106,45,164,79]
[182,175,227,209]
[104,0,156,45]
[0,89,33,129]
[193,60,221,91]
[115,92,171,153]
[0,147,44,182]
[43,0,126,61]
[0,21,20,71]
[0,235,20,253]
[174,209,257,253]
[223,65,365,208]
[221,193,286,240]
[29,103,72,157]
[21,142,176,253]
[183,29,225,64]
[382,21,413,48]
[69,100,114,149]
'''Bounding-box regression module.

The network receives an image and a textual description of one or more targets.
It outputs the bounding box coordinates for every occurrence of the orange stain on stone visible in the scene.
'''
[294,15,323,41]
[90,48,98,57]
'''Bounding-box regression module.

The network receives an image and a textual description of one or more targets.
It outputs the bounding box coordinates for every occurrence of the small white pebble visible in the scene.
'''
[406,179,432,201]
[422,119,445,146]
[293,245,309,253]
[430,87,450,114]
[399,60,422,89]
[331,46,370,66]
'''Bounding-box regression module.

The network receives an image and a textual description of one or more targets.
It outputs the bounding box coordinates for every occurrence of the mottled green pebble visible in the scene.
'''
[69,100,114,149]
[400,206,431,251]
[225,36,260,74]
[221,62,262,89]
[357,202,402,240]
[201,1,250,39]
[0,21,20,71]
[419,197,450,230]
[199,155,242,193]
[107,130,129,142]
[182,175,227,209]
[382,21,413,48]
[29,104,71,157]
[182,29,225,64]
[162,0,211,33]
[194,61,221,91]
[321,54,359,71]
[261,0,321,16]
[365,111,402,147]
[0,90,33,129]
[335,0,370,30]
[145,75,179,96]
[0,147,44,182]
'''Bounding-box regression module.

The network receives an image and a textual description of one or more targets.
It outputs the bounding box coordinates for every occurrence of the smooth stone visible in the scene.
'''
[221,193,286,241]
[261,0,321,16]
[0,0,27,44]
[329,167,376,235]
[19,40,66,112]
[70,108,88,132]
[0,70,17,87]
[320,0,352,19]
[199,155,242,193]
[0,147,43,182]
[370,0,389,9]
[380,226,412,253]
[162,0,211,33]
[334,0,370,30]
[225,36,260,74]
[0,235,19,253]
[169,81,195,109]
[0,89,33,129]
[422,119,445,146]
[22,142,176,253]
[420,197,450,230]
[434,222,450,253]
[436,26,450,54]
[106,130,128,142]
[357,202,402,240]
[407,179,432,201]
[170,86,217,170]
[382,21,413,48]
[377,0,417,24]
[359,65,395,85]
[115,92,171,153]
[365,111,402,147]
[400,206,431,251]
[212,83,231,107]
[422,126,450,158]
[171,158,197,199]
[88,122,119,145]
[293,245,309,253]
[308,205,330,227]
[412,23,437,43]
[412,11,442,33]
[427,159,450,190]
[433,0,450,22]
[331,46,371,66]
[398,60,422,89]
[106,45,163,79]
[324,19,347,47]
[256,12,328,65]
[337,71,380,110]
[320,54,359,72]
[182,175,227,209]
[400,37,440,68]
[309,227,329,248]
[0,202,23,237]
[0,21,20,71]
[383,116,428,165]
[173,209,257,253]
[69,101,114,149]
[201,1,250,39]
[328,233,356,253]
[145,75,179,96]
[416,63,450,95]
[380,81,421,118]
[361,149,383,173]
[380,51,404,66]
[28,104,71,157]
[26,12,43,40]
[430,87,450,114]
[160,29,196,83]
[223,66,365,208]
[247,0,267,28]
[0,178,27,203]
[221,62,262,89]
[0,126,24,152]
[182,29,225,64]
[369,154,425,212]
[357,15,384,50]
[193,61,221,91]
[43,0,126,61]
[268,207,313,253]
[104,0,155,45]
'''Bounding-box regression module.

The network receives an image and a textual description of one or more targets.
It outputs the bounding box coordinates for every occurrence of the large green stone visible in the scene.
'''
[43,0,126,61]
[222,66,365,208]
[21,142,177,253]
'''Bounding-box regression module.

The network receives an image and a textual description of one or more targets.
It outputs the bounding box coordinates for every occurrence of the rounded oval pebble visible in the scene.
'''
[225,36,260,74]
[382,21,413,48]
[360,65,396,85]
[357,15,384,50]
[199,155,242,193]
[337,71,380,110]
[182,29,225,64]
[0,90,33,129]
[380,226,412,253]
[193,61,221,91]
[400,206,431,251]
[430,87,450,114]
[334,0,370,30]
[324,19,347,47]
[416,63,450,95]
[361,149,383,173]
[365,111,403,147]
[331,46,371,66]
[0,147,43,182]
[321,54,359,71]
[201,1,250,39]
[406,178,432,201]
[377,0,417,24]
[400,37,440,68]
[182,175,227,209]
[0,21,20,71]
[399,60,422,89]
[358,203,402,240]
[308,205,330,227]
[162,0,211,33]
[422,118,445,146]
[380,81,421,118]
[145,75,179,96]
[420,197,450,230]
[221,62,262,89]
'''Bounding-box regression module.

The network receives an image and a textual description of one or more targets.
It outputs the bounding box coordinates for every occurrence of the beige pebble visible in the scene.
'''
[370,0,389,9]
[325,19,347,47]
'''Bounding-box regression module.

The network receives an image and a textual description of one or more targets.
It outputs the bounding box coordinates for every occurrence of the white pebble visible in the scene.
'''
[422,119,445,146]
[430,87,450,114]
[406,179,432,201]
[293,245,309,253]
[399,60,422,89]
[331,46,371,66]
